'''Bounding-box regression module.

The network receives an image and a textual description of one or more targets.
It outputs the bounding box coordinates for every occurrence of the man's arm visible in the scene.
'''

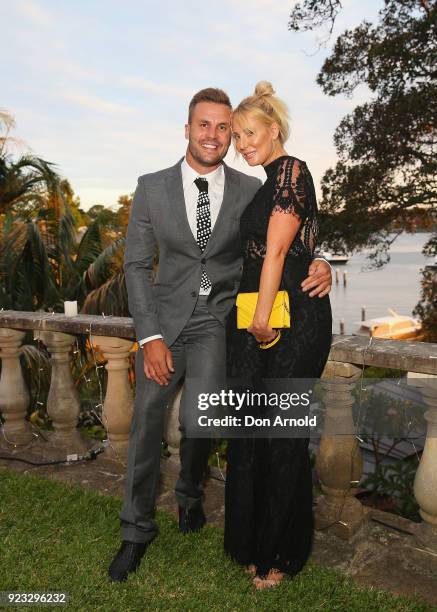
[124,178,173,385]
[124,177,161,339]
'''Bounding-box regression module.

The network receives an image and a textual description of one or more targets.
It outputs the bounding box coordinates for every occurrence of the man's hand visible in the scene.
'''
[301,259,332,298]
[142,339,174,386]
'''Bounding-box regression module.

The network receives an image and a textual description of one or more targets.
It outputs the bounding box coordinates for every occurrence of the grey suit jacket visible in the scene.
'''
[124,158,261,347]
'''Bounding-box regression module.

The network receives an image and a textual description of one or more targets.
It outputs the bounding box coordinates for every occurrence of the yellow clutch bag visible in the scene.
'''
[235,290,290,329]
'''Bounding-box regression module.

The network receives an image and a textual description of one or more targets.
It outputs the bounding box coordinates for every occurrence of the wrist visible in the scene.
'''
[253,314,269,327]
[142,338,163,349]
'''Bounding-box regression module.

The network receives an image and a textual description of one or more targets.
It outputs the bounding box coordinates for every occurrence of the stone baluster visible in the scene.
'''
[92,336,134,459]
[38,331,88,453]
[0,328,34,445]
[315,361,366,539]
[165,383,183,460]
[411,375,437,552]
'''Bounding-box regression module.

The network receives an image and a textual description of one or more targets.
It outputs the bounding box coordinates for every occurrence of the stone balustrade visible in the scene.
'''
[1,311,437,555]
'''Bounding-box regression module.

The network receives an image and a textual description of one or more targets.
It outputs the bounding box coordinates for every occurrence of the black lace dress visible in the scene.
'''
[225,155,332,578]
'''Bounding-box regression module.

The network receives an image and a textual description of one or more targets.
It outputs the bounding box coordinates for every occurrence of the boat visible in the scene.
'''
[322,251,349,264]
[354,309,423,340]
[425,256,437,272]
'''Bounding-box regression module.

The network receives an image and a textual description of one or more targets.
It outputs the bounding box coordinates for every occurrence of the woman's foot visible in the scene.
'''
[245,564,256,577]
[253,568,285,590]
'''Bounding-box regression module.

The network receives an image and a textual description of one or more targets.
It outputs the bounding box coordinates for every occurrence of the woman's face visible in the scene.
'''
[232,113,280,167]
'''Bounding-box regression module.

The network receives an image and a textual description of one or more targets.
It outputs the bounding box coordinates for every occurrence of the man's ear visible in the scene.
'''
[184,123,190,140]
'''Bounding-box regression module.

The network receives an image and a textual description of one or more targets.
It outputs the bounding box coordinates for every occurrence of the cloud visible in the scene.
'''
[16,0,54,27]
[122,77,193,99]
[60,92,134,115]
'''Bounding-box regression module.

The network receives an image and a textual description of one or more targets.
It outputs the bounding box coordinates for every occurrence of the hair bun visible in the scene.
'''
[254,81,275,98]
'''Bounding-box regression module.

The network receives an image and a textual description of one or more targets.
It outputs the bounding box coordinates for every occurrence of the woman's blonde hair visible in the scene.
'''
[233,81,290,143]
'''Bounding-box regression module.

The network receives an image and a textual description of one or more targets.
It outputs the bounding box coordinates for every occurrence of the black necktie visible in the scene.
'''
[194,177,212,291]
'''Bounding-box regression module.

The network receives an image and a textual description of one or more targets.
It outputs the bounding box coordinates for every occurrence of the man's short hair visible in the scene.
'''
[188,88,232,123]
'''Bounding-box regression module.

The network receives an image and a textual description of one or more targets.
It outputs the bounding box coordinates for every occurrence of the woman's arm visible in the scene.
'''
[248,157,310,342]
[248,211,301,342]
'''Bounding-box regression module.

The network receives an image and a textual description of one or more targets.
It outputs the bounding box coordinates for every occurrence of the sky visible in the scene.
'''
[2,0,382,210]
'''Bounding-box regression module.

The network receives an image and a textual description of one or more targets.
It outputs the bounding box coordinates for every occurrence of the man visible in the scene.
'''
[108,88,332,582]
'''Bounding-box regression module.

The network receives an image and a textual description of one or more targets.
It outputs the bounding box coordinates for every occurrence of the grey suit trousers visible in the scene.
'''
[120,297,225,543]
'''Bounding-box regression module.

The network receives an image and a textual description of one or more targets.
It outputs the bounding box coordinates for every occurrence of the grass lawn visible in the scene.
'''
[0,470,433,612]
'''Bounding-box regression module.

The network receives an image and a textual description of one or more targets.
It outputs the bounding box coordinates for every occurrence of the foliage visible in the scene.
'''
[352,383,424,521]
[116,192,133,229]
[361,459,421,521]
[413,267,437,341]
[289,0,342,39]
[0,207,126,312]
[0,110,63,217]
[289,0,437,337]
[0,111,129,313]
[60,179,86,227]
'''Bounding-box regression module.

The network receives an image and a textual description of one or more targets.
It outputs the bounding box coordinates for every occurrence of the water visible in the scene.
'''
[328,233,434,335]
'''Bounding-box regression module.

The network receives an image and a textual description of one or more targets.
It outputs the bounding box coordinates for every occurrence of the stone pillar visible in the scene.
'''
[165,383,183,459]
[315,361,366,539]
[0,328,33,445]
[92,336,134,459]
[38,330,88,453]
[412,375,437,552]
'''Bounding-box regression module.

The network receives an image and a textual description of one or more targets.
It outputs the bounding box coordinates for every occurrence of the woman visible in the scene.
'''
[225,82,332,589]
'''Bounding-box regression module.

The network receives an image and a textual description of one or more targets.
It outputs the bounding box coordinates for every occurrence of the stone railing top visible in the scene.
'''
[0,310,437,374]
[0,310,136,340]
[329,334,437,375]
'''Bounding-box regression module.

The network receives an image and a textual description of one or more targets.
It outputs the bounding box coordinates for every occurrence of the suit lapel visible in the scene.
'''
[165,159,201,252]
[204,162,239,255]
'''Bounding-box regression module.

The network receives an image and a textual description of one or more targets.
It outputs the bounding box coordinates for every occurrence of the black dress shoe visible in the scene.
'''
[178,504,206,534]
[108,540,149,582]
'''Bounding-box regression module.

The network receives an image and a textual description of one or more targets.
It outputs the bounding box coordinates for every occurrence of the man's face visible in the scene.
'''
[185,102,232,173]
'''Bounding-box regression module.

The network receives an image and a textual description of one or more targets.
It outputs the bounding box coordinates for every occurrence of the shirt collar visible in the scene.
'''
[181,157,224,191]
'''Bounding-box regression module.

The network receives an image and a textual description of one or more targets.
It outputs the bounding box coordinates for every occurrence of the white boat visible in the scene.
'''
[354,309,423,340]
[425,256,437,271]
[322,251,349,264]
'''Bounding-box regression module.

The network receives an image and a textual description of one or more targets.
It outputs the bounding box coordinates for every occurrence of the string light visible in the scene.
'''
[215,451,225,482]
[86,317,127,467]
[317,334,374,532]
[0,315,49,449]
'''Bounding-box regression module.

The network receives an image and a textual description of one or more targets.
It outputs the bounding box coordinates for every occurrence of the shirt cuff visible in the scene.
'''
[138,334,163,348]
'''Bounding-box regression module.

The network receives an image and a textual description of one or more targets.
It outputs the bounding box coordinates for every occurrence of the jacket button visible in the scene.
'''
[201,258,206,264]
[191,291,197,297]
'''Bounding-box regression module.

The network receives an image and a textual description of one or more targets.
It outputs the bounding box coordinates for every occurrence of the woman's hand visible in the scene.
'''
[248,320,276,343]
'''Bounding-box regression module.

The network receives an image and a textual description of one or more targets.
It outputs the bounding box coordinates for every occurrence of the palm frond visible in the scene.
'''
[74,216,105,274]
[20,343,51,389]
[82,237,125,291]
[81,271,129,316]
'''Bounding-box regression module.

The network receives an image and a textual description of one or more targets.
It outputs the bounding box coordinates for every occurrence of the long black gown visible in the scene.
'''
[225,155,332,578]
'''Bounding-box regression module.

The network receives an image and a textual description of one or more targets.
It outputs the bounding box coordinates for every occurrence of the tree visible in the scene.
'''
[116,193,133,230]
[0,110,64,216]
[289,0,342,40]
[0,204,126,312]
[0,110,128,315]
[289,0,437,337]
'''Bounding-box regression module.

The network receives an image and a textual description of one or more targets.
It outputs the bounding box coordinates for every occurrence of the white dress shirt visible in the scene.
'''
[139,158,225,347]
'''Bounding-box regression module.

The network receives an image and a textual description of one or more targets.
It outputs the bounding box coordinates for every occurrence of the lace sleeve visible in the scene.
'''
[271,158,315,221]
